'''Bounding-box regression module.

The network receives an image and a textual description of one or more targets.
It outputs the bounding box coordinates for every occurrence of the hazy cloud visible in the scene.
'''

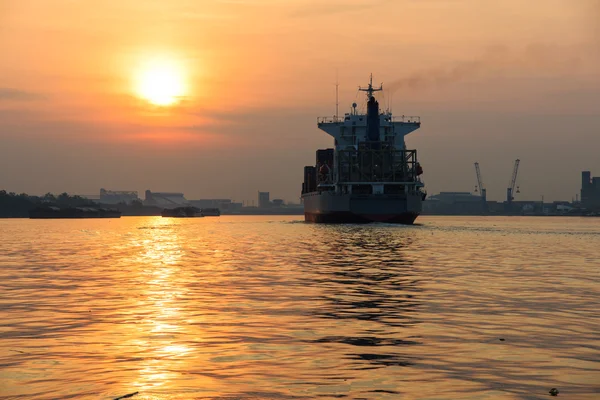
[0,88,45,101]
[593,0,600,42]
[290,0,391,18]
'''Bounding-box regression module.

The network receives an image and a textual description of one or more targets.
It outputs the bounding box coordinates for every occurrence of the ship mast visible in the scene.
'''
[358,74,383,99]
[335,71,339,121]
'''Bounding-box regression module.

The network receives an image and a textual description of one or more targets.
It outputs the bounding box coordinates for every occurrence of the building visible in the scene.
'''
[190,199,231,209]
[99,188,139,205]
[581,171,600,209]
[226,202,243,213]
[423,192,486,215]
[258,191,270,208]
[144,190,189,209]
[189,199,243,213]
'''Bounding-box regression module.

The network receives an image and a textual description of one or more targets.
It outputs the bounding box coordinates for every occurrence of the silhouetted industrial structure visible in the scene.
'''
[505,159,520,210]
[423,192,485,215]
[99,188,139,204]
[474,162,488,212]
[189,199,242,213]
[424,168,600,216]
[144,190,189,208]
[581,171,600,209]
[258,192,270,208]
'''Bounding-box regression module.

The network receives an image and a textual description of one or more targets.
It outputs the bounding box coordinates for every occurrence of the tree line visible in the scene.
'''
[0,190,97,218]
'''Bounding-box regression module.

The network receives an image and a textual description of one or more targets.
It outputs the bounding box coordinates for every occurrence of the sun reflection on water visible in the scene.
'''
[128,217,193,392]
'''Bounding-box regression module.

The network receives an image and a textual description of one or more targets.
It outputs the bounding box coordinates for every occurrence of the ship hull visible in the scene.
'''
[304,211,418,224]
[302,191,422,224]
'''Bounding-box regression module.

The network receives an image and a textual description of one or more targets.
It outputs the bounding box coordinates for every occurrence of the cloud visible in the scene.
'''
[0,103,309,149]
[593,0,600,42]
[290,0,391,18]
[0,88,45,101]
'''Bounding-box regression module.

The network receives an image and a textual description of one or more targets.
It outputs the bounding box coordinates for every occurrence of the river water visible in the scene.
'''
[0,216,598,399]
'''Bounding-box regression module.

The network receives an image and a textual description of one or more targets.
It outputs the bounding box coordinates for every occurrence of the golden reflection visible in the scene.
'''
[161,344,190,356]
[128,217,192,391]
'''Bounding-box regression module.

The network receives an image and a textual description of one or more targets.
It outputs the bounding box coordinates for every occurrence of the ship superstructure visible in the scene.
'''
[301,75,425,223]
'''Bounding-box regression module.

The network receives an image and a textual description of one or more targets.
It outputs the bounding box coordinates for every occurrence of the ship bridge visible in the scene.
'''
[317,112,420,148]
[318,75,420,148]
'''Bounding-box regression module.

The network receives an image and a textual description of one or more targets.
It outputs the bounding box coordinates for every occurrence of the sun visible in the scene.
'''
[135,58,186,106]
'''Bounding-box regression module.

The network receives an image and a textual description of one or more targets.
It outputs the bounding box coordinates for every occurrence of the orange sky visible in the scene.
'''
[1,0,599,202]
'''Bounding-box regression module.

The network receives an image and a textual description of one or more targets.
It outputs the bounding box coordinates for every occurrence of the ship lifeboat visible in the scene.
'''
[415,163,423,176]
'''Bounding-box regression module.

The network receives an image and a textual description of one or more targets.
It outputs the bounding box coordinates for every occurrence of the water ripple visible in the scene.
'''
[0,216,598,399]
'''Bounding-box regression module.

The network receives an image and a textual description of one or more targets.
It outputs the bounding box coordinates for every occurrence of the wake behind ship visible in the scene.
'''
[301,76,426,224]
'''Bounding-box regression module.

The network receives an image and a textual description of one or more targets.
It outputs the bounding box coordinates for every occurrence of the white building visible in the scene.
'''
[99,188,139,204]
[144,190,189,209]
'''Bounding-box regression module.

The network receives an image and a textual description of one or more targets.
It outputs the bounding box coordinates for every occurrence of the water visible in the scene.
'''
[0,216,598,399]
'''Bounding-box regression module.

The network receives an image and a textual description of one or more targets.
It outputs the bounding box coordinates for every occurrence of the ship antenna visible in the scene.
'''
[358,73,383,100]
[335,69,339,121]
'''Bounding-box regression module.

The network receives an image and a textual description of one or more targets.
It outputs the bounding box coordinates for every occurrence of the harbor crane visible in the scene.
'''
[506,159,521,203]
[474,162,487,202]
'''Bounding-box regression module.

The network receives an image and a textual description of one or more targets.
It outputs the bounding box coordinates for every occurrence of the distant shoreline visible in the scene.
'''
[3,213,599,219]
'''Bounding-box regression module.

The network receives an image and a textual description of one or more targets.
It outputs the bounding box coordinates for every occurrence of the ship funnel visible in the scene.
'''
[367,96,380,141]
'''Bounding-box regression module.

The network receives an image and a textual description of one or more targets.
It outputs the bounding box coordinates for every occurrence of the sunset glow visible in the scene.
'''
[135,58,186,106]
[1,2,600,398]
[0,0,599,202]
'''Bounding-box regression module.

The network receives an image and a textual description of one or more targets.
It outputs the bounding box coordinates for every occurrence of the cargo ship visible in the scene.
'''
[301,75,425,224]
[29,206,121,219]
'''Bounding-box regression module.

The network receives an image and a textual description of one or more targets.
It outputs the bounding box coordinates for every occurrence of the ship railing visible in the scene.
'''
[317,115,420,124]
[317,116,345,124]
[338,181,422,185]
[391,116,420,123]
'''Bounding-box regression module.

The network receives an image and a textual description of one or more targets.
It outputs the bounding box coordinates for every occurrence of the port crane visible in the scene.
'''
[506,159,521,203]
[474,162,487,202]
